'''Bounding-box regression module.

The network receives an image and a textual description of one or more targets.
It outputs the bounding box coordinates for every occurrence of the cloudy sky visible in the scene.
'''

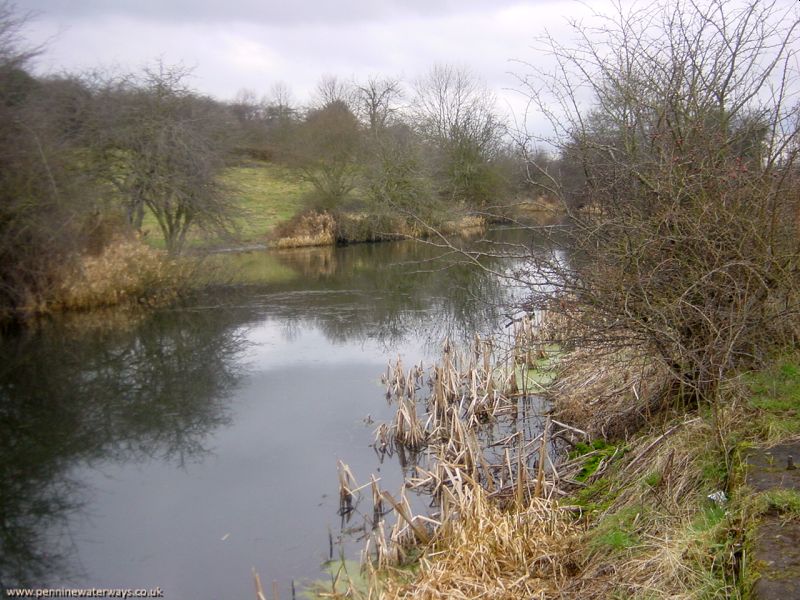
[14,0,596,122]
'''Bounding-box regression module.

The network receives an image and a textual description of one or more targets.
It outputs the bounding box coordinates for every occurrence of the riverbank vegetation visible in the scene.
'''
[302,0,800,598]
[4,0,800,594]
[0,0,545,327]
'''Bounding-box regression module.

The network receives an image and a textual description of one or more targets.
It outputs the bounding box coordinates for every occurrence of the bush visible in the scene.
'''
[57,237,187,310]
[520,0,800,403]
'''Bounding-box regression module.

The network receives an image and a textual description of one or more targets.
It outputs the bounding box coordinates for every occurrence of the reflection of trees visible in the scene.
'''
[267,228,556,349]
[0,309,249,589]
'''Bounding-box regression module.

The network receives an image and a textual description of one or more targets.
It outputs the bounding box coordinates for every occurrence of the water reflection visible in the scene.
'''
[0,310,248,588]
[0,227,553,595]
[217,230,538,349]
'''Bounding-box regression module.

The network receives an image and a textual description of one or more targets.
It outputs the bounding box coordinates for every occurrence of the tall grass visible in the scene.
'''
[56,236,189,310]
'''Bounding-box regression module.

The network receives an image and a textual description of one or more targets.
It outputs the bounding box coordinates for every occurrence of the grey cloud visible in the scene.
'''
[15,0,530,25]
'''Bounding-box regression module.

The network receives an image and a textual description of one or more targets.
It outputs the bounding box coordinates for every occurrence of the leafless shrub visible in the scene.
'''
[518,0,800,404]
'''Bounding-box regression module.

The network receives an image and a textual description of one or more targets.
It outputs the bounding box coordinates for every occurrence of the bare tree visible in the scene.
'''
[290,99,363,209]
[90,62,238,254]
[230,87,265,123]
[267,81,295,122]
[0,1,37,70]
[412,64,506,206]
[517,0,800,403]
[0,2,102,322]
[355,75,403,131]
[314,74,357,112]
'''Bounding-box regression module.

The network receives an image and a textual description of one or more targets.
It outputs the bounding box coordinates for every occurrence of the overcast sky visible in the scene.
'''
[13,0,598,124]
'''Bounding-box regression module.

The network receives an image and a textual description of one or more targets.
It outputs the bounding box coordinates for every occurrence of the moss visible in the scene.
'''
[573,477,617,514]
[588,506,643,553]
[569,439,620,483]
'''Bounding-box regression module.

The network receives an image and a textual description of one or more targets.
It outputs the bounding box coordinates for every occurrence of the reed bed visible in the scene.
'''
[271,210,337,248]
[299,306,745,600]
[320,329,598,600]
[380,483,574,600]
[378,331,555,455]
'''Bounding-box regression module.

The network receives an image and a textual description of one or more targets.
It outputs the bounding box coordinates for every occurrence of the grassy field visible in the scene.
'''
[222,161,311,242]
[141,161,310,250]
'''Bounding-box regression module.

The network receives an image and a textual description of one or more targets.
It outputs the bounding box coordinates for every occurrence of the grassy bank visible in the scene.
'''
[538,352,800,598]
[137,159,550,251]
[310,334,800,599]
[140,162,311,250]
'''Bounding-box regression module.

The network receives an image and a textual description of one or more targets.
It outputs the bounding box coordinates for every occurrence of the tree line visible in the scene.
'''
[6,0,798,403]
[0,1,534,325]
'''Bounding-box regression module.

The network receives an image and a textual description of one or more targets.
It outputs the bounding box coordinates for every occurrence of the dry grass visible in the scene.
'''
[271,210,337,248]
[56,236,188,310]
[381,484,574,600]
[269,209,487,249]
[549,348,673,439]
[436,215,486,236]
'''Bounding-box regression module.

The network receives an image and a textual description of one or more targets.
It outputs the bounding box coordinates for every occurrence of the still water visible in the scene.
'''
[0,229,544,599]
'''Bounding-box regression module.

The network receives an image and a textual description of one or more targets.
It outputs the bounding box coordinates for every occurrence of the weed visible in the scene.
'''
[755,489,800,518]
[644,471,662,488]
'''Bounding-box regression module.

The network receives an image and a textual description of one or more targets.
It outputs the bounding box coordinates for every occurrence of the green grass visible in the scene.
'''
[141,161,311,250]
[588,506,643,552]
[222,161,311,241]
[690,504,727,533]
[745,353,800,441]
[755,489,800,518]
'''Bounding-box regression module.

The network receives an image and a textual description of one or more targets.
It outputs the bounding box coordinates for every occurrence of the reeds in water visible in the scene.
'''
[331,327,592,598]
[337,460,358,517]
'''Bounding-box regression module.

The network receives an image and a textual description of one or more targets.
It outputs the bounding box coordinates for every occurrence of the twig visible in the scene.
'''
[623,418,700,474]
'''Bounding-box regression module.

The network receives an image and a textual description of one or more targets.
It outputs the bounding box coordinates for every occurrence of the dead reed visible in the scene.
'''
[305,298,752,600]
[548,347,672,438]
[57,236,188,311]
[338,327,600,599]
[270,211,336,248]
[380,482,574,600]
[337,460,358,517]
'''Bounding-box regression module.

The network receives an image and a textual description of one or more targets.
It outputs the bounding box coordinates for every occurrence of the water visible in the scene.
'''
[0,228,544,599]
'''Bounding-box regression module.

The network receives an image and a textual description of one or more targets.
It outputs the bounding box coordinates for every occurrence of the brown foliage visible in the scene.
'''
[521,0,800,403]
